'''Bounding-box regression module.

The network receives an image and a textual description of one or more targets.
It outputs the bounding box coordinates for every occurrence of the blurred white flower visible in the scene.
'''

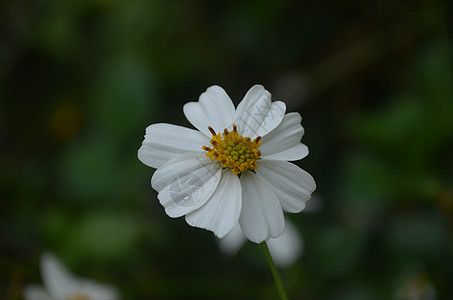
[396,272,436,300]
[138,85,316,243]
[23,252,119,300]
[219,219,303,268]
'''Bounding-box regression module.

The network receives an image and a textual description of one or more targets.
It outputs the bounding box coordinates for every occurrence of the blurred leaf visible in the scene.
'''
[311,226,365,277]
[89,52,159,141]
[384,212,449,264]
[340,153,397,205]
[43,210,141,264]
[59,136,124,204]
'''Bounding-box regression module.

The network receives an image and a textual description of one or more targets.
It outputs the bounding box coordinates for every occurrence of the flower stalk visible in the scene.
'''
[260,242,289,300]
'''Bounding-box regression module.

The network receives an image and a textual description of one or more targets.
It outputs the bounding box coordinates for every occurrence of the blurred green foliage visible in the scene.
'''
[1,0,452,299]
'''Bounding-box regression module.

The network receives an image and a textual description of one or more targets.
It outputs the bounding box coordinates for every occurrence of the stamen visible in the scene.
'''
[208,126,216,135]
[203,124,262,175]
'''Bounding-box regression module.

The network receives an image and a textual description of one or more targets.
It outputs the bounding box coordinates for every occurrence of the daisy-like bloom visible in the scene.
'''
[23,252,119,300]
[138,85,316,243]
[219,219,303,268]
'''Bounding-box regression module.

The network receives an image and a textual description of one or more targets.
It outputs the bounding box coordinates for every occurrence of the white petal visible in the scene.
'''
[183,85,236,137]
[234,85,285,139]
[260,112,308,161]
[151,154,222,217]
[239,171,285,243]
[256,160,316,213]
[267,220,303,268]
[185,169,242,238]
[41,252,79,299]
[217,223,246,256]
[255,101,286,138]
[138,123,209,169]
[23,285,52,300]
[261,143,308,161]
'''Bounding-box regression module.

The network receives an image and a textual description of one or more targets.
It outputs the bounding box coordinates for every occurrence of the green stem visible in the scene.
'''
[260,242,289,300]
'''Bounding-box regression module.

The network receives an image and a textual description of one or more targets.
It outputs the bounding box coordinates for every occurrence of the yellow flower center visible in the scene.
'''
[67,294,90,300]
[202,124,261,175]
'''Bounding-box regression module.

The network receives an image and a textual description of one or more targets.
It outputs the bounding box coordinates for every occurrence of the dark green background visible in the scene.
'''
[1,0,452,299]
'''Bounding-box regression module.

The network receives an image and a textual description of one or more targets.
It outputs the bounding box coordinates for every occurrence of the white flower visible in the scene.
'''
[138,85,316,243]
[219,219,303,268]
[23,252,119,300]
